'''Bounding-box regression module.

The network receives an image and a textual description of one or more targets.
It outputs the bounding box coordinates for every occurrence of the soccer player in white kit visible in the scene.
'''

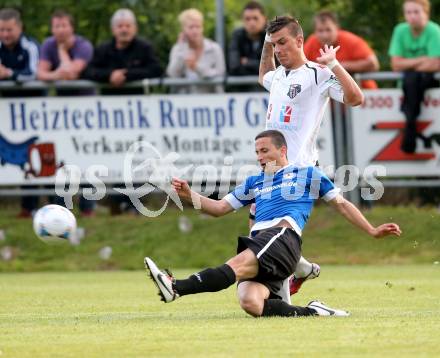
[255,16,364,298]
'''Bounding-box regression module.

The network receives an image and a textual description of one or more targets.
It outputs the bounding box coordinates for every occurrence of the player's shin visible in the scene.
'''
[173,264,236,296]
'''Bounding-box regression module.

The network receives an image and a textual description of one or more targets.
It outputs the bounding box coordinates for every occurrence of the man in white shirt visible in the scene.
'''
[257,16,364,297]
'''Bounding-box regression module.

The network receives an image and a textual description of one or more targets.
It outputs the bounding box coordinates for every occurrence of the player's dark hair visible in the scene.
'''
[267,16,303,37]
[51,10,74,28]
[0,8,22,25]
[314,10,339,25]
[242,1,265,15]
[255,130,287,149]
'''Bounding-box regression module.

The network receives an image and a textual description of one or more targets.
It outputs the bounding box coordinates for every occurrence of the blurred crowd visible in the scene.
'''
[0,0,439,216]
[0,1,437,93]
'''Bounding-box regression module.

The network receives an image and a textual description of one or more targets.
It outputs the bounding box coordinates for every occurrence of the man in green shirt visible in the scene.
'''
[388,0,440,153]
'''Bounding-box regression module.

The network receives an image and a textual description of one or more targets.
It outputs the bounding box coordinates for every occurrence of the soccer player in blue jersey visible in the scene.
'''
[145,130,401,317]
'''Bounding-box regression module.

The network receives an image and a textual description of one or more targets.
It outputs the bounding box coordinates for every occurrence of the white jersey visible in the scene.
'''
[263,61,344,167]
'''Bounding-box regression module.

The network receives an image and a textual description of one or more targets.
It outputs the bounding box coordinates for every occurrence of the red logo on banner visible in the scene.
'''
[372,121,436,161]
[0,133,63,178]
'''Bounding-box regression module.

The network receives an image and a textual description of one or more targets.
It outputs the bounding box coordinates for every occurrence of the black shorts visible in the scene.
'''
[237,227,301,295]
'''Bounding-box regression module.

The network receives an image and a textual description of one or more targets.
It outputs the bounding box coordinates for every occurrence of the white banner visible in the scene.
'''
[351,89,440,177]
[0,93,335,185]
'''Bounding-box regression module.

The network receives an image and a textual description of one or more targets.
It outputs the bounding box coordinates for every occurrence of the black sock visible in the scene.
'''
[262,299,316,317]
[173,264,236,296]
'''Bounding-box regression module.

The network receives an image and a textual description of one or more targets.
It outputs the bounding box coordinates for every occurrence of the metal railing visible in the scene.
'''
[355,71,440,82]
[1,72,439,200]
[0,76,261,94]
[1,72,439,93]
[1,71,439,95]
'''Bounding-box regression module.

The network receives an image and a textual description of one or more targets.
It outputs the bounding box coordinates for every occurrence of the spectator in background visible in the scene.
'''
[0,8,38,82]
[84,9,162,214]
[0,8,40,218]
[36,10,95,216]
[228,1,266,76]
[84,8,162,95]
[389,0,440,153]
[304,11,379,89]
[37,10,93,86]
[167,8,225,93]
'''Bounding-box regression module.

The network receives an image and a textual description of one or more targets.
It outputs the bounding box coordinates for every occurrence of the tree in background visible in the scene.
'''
[0,0,439,70]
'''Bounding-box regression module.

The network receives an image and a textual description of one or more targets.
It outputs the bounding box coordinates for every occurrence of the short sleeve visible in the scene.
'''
[72,38,93,63]
[39,39,52,62]
[262,70,276,91]
[427,24,440,56]
[388,25,403,57]
[319,67,344,103]
[319,174,340,202]
[224,177,255,209]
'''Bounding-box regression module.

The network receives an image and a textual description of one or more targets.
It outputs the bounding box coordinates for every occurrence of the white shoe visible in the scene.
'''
[290,263,321,295]
[144,257,179,303]
[311,263,321,278]
[307,300,350,317]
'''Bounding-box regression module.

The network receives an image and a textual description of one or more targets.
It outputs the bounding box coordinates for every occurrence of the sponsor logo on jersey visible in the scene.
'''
[326,75,341,86]
[279,105,292,123]
[287,84,301,99]
[254,181,297,196]
[267,122,295,131]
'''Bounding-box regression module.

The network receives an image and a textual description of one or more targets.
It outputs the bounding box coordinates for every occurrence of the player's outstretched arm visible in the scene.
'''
[328,195,402,239]
[258,38,276,86]
[171,177,234,217]
[316,44,364,106]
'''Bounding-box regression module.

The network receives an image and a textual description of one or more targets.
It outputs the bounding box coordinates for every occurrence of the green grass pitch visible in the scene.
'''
[1,265,439,357]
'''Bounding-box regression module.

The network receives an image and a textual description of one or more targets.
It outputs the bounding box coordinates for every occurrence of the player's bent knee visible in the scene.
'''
[239,296,264,317]
[226,249,258,280]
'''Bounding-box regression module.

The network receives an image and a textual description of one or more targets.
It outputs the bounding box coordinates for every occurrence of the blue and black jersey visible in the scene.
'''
[224,165,339,236]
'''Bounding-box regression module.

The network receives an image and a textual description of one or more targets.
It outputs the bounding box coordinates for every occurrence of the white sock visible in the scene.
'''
[294,256,313,278]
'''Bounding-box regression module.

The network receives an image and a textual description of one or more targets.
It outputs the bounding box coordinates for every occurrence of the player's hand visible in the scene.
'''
[371,223,402,239]
[316,44,340,65]
[171,177,192,200]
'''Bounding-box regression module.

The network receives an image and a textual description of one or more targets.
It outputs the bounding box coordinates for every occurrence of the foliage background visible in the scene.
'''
[0,0,439,69]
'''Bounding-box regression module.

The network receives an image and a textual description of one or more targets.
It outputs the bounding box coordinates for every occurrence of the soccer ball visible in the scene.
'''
[33,205,77,243]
